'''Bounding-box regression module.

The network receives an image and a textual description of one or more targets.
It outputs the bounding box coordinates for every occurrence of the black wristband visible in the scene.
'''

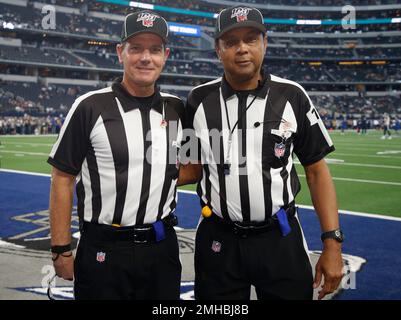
[51,244,71,254]
[321,229,344,243]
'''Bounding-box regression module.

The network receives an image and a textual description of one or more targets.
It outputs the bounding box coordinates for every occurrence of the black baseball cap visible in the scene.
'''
[121,10,169,43]
[215,6,266,40]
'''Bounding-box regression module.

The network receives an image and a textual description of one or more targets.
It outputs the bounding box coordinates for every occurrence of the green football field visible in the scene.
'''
[1,130,400,217]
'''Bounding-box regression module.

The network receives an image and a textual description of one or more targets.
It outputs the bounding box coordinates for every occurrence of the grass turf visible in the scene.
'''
[1,130,400,217]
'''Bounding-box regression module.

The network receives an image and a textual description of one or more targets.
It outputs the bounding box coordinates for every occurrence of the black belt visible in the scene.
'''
[81,214,178,244]
[210,205,297,238]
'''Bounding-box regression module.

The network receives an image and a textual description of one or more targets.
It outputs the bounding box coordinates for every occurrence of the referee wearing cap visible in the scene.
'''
[48,11,184,299]
[181,6,344,300]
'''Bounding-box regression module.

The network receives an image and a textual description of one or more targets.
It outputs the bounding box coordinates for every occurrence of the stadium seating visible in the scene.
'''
[0,0,400,128]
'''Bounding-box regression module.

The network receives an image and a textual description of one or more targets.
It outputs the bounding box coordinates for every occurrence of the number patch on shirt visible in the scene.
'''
[306,107,319,126]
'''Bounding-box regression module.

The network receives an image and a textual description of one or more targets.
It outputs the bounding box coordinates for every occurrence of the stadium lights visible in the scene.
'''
[2,22,15,30]
[308,62,322,66]
[88,40,110,45]
[371,61,387,65]
[129,1,154,10]
[296,20,322,25]
[339,61,364,65]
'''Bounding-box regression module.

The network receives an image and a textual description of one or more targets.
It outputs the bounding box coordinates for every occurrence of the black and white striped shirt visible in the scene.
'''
[186,73,334,223]
[48,80,184,226]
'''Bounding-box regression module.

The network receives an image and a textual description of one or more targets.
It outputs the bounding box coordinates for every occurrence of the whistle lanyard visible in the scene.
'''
[222,93,258,173]
[160,101,167,127]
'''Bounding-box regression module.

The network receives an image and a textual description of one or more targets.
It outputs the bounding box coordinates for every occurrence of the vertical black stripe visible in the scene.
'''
[136,108,152,225]
[76,177,85,228]
[196,139,211,207]
[290,165,301,199]
[102,108,129,226]
[237,94,250,221]
[204,91,229,220]
[157,120,172,220]
[217,133,229,220]
[262,100,273,220]
[86,144,102,224]
[169,184,177,213]
[158,103,178,219]
[280,167,289,206]
[203,164,212,205]
[195,139,211,207]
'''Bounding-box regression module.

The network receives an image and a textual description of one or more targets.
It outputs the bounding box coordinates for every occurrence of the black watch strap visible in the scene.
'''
[51,244,72,254]
[321,229,344,243]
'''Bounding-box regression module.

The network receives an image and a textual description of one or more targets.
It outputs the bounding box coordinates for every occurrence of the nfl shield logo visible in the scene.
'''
[143,18,153,27]
[211,240,222,253]
[274,142,286,158]
[237,14,247,22]
[96,252,106,263]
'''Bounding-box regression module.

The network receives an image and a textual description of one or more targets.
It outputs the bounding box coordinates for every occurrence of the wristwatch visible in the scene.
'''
[321,229,344,243]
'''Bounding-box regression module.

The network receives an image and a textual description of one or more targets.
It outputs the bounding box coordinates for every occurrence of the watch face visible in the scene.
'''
[334,230,344,242]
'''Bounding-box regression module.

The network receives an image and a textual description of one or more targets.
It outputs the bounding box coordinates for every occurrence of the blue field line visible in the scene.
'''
[1,171,401,299]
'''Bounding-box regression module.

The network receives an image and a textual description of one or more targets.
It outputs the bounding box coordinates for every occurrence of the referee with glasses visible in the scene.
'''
[48,11,184,299]
[182,5,344,300]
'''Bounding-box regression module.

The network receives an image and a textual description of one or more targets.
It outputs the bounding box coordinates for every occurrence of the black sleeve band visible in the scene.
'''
[51,244,72,254]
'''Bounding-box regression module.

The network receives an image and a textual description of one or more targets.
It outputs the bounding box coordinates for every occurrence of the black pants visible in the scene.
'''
[194,216,313,300]
[74,225,181,300]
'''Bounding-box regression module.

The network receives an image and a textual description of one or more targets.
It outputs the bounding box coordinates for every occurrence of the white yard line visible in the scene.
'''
[294,160,401,170]
[0,168,51,177]
[333,142,400,147]
[0,134,57,138]
[298,174,401,186]
[176,190,401,221]
[177,189,197,195]
[0,142,54,147]
[331,162,401,170]
[1,169,400,220]
[297,204,401,222]
[331,153,401,159]
[335,146,399,151]
[0,150,49,156]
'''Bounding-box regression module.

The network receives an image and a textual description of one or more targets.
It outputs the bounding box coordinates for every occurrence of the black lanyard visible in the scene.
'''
[223,93,258,136]
[222,89,269,174]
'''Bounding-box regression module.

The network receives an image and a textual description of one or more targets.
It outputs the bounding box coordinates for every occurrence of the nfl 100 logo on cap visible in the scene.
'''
[231,7,250,22]
[215,5,266,39]
[137,12,159,28]
[121,10,169,43]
